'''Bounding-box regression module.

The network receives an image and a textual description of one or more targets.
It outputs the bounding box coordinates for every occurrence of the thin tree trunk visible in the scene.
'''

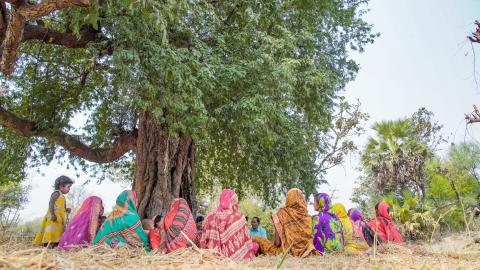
[133,111,196,219]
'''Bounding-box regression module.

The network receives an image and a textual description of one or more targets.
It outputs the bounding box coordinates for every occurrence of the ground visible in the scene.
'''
[0,233,479,270]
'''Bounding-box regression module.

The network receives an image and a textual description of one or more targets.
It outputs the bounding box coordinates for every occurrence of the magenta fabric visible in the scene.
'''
[58,196,103,251]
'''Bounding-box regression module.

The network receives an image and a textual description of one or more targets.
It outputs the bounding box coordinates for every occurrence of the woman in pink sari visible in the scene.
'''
[200,189,255,260]
[58,196,104,251]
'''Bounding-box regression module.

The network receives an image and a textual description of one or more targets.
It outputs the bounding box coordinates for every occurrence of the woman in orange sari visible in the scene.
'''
[252,188,316,257]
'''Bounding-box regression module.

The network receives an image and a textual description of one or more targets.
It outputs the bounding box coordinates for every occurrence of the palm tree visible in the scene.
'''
[361,119,431,201]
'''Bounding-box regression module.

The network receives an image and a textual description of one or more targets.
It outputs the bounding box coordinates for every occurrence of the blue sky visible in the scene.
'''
[20,0,480,220]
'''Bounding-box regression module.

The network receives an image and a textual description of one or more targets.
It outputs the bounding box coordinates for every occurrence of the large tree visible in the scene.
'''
[0,0,375,218]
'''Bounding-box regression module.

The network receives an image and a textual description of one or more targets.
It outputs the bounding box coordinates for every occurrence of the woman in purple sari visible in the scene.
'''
[313,193,344,254]
[58,196,104,251]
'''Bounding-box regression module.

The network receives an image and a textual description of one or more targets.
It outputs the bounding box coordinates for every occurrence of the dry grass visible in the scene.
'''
[1,233,480,270]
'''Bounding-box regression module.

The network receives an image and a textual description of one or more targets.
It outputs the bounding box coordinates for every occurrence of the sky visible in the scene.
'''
[19,0,480,221]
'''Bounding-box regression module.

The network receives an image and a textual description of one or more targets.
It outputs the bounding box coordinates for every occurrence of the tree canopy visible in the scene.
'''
[0,0,376,207]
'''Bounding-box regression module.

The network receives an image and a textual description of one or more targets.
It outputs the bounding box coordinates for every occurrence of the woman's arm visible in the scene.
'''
[273,228,281,247]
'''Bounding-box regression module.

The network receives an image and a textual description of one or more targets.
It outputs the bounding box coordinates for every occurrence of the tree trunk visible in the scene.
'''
[133,111,196,219]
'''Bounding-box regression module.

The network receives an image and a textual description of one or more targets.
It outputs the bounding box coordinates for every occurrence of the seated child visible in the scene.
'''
[142,219,154,234]
[149,215,163,250]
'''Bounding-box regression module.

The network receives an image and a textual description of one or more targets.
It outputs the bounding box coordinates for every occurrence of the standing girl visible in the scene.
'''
[33,175,74,248]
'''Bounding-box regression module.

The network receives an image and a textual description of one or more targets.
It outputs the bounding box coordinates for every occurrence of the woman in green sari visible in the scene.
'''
[93,190,150,249]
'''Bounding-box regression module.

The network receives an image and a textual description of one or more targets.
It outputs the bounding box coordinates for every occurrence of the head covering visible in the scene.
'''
[348,208,376,247]
[332,203,353,239]
[58,196,103,251]
[273,188,315,257]
[368,201,404,244]
[313,193,344,254]
[93,190,150,249]
[200,189,254,260]
[155,198,196,253]
[348,208,364,222]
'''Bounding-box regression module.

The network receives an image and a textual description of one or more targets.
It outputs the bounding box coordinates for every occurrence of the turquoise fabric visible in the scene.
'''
[249,226,267,238]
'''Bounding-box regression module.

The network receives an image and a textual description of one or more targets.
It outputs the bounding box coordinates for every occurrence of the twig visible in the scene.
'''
[471,42,479,90]
[275,243,293,269]
[179,231,202,253]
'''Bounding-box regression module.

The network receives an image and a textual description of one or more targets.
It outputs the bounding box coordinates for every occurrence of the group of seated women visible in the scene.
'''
[55,188,403,260]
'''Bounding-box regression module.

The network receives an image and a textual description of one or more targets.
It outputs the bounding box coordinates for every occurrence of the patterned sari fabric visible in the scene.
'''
[200,189,254,260]
[313,193,344,254]
[369,202,404,244]
[93,190,150,249]
[58,196,103,251]
[348,208,375,247]
[156,198,196,253]
[333,203,368,253]
[33,192,66,245]
[254,188,316,257]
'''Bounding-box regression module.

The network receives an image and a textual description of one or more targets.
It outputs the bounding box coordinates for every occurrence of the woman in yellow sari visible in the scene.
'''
[332,203,368,253]
[252,188,316,257]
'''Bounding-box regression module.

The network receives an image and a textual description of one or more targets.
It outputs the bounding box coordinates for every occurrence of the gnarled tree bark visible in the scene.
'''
[133,111,196,219]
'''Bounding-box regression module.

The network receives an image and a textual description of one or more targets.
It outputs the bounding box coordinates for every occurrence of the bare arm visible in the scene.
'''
[49,191,60,221]
[273,228,281,247]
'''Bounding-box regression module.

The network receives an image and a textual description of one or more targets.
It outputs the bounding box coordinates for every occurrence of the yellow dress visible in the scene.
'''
[33,192,66,245]
[332,203,369,253]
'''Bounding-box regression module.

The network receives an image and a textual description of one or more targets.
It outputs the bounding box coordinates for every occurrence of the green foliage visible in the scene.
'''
[1,0,376,205]
[354,109,442,205]
[238,196,276,241]
[380,192,435,240]
[354,110,479,239]
[0,183,29,231]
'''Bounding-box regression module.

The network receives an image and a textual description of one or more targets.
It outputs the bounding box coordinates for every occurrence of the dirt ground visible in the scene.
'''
[1,232,479,270]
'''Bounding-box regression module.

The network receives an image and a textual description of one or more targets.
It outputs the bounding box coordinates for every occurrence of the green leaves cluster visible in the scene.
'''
[354,109,480,238]
[1,0,376,205]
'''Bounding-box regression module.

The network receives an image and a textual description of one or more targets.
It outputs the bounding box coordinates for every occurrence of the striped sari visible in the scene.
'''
[93,190,150,250]
[155,198,196,253]
[200,189,254,260]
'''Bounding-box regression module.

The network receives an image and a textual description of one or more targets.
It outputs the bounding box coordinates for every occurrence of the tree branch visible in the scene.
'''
[316,100,368,175]
[19,0,90,19]
[0,0,92,76]
[23,24,98,48]
[465,104,480,124]
[0,105,137,163]
[469,21,480,44]
[0,6,25,75]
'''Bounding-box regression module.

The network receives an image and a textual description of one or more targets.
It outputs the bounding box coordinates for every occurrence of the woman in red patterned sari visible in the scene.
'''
[200,189,254,260]
[151,198,197,253]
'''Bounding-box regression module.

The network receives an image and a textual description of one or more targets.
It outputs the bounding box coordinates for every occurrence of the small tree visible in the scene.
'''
[356,108,443,204]
[0,183,29,232]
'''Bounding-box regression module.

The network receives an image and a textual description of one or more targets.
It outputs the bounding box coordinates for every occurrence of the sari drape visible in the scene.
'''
[254,188,315,257]
[368,202,404,244]
[333,203,368,253]
[200,189,254,260]
[93,190,150,249]
[155,198,196,253]
[58,196,103,251]
[313,193,344,254]
[348,208,376,247]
